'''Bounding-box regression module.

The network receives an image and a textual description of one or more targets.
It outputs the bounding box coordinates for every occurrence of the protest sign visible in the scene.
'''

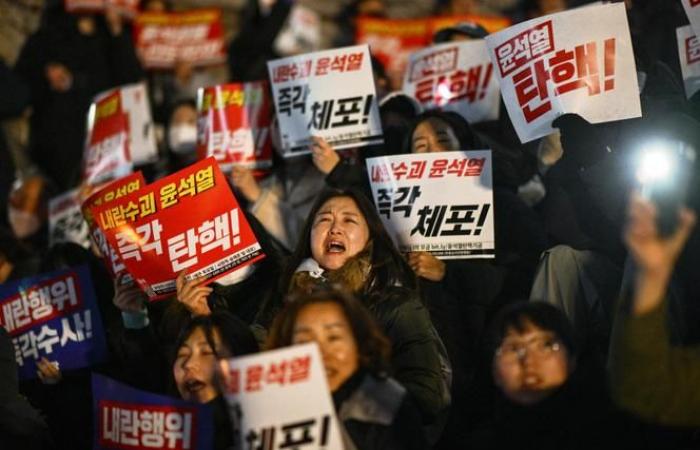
[403,40,500,123]
[273,4,322,56]
[90,158,264,299]
[196,82,273,170]
[0,266,107,380]
[92,374,213,450]
[64,0,139,18]
[683,0,700,40]
[484,2,641,143]
[220,343,344,450]
[49,188,91,249]
[133,9,227,69]
[84,90,133,185]
[367,150,495,259]
[677,25,700,100]
[82,172,146,284]
[268,44,383,155]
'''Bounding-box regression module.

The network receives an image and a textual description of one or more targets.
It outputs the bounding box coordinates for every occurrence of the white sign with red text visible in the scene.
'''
[682,0,700,40]
[677,25,700,99]
[268,44,383,156]
[367,151,495,259]
[403,40,500,124]
[485,2,640,143]
[49,189,91,249]
[220,343,343,450]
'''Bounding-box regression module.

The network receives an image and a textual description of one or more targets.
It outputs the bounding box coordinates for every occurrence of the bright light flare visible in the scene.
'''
[636,146,675,185]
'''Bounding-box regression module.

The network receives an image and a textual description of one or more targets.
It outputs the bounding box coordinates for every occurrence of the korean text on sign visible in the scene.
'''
[220,343,344,450]
[93,374,213,450]
[403,40,500,124]
[367,151,495,259]
[267,44,383,155]
[196,81,273,170]
[90,157,265,300]
[485,2,641,143]
[0,266,107,380]
[49,188,91,250]
[677,25,700,99]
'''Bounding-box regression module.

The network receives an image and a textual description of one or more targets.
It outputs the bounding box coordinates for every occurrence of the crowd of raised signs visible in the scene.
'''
[2,0,700,449]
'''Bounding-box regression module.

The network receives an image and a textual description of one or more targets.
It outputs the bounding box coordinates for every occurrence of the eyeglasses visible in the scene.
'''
[495,335,562,363]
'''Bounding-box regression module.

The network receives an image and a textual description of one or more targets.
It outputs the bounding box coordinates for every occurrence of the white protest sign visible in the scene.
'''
[268,44,383,156]
[682,0,700,40]
[677,26,700,100]
[484,2,640,143]
[273,4,322,56]
[49,189,91,249]
[366,150,495,259]
[220,343,344,450]
[403,40,500,124]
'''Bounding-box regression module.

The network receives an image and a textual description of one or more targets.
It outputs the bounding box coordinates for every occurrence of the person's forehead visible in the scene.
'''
[503,322,555,341]
[318,197,361,214]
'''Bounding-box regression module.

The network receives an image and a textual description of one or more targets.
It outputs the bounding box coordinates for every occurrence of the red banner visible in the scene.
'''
[132,9,226,70]
[90,158,265,300]
[84,91,132,186]
[196,82,273,170]
[64,0,139,18]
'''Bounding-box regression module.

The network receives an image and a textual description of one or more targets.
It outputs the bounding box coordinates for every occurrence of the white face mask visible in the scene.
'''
[168,124,197,155]
[8,207,41,239]
[215,263,257,286]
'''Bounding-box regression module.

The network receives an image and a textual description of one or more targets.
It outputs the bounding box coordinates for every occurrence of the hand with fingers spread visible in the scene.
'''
[112,275,147,313]
[231,166,262,203]
[407,251,446,282]
[625,193,696,315]
[176,270,213,316]
[36,358,62,385]
[310,136,341,174]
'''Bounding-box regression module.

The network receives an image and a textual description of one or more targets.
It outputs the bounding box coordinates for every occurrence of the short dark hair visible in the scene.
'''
[266,287,391,377]
[485,302,578,359]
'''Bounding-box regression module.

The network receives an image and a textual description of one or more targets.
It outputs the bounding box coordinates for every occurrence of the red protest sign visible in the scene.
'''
[64,0,139,18]
[84,91,133,186]
[196,82,273,170]
[90,158,265,299]
[82,173,147,282]
[132,9,226,70]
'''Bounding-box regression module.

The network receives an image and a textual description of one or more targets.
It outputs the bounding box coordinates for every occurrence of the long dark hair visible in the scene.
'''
[266,288,392,377]
[402,109,480,154]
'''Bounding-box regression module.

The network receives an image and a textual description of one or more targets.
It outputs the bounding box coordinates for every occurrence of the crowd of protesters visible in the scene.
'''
[2,0,700,449]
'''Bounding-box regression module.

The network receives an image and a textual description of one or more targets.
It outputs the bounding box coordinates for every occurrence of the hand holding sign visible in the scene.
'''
[310,136,341,174]
[407,251,446,281]
[112,275,147,314]
[36,358,62,385]
[230,166,262,203]
[175,270,213,316]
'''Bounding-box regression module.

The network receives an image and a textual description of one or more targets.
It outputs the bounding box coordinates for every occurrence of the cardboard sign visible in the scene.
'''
[64,0,139,18]
[677,25,700,99]
[403,40,500,123]
[683,0,700,41]
[49,188,91,250]
[84,90,133,185]
[132,9,227,70]
[90,158,265,299]
[220,343,343,450]
[367,151,495,259]
[273,4,322,56]
[92,374,213,450]
[484,3,640,143]
[196,82,273,170]
[0,266,107,380]
[268,44,383,155]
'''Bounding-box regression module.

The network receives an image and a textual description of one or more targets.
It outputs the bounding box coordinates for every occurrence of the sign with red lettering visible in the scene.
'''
[64,0,139,18]
[220,343,343,450]
[196,82,273,170]
[367,151,495,259]
[0,266,107,380]
[404,40,500,123]
[677,25,700,99]
[82,173,146,284]
[268,45,383,156]
[133,9,226,69]
[93,374,213,450]
[683,0,700,40]
[90,158,265,300]
[485,3,640,143]
[84,91,132,185]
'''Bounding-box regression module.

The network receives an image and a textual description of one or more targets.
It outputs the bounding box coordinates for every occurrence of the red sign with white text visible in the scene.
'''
[90,158,264,299]
[132,9,226,70]
[196,82,273,170]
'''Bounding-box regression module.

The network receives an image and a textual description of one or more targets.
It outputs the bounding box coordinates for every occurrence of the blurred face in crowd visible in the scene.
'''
[8,176,46,239]
[168,104,197,155]
[292,302,359,392]
[537,0,567,15]
[310,196,370,271]
[492,321,571,405]
[173,326,230,403]
[412,117,460,153]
